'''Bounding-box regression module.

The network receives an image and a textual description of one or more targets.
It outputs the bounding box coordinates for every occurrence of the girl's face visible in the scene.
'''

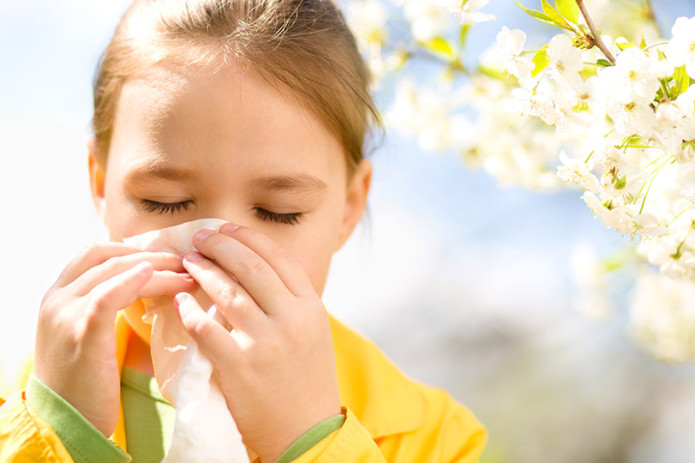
[89,63,371,296]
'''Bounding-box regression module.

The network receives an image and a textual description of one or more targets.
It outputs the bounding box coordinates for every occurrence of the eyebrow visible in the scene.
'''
[251,173,328,193]
[123,162,197,186]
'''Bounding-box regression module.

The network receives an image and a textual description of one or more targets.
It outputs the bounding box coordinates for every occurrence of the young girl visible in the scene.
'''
[0,0,486,461]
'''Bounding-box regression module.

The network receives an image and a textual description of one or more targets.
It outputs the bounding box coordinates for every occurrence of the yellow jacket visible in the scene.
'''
[0,314,486,462]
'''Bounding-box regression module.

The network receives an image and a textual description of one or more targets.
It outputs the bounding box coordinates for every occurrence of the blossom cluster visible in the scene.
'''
[484,11,695,360]
[489,16,695,283]
[345,0,695,360]
[347,0,571,189]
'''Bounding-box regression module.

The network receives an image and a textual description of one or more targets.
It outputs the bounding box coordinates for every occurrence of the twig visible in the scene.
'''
[643,0,664,37]
[576,0,616,65]
[644,0,655,21]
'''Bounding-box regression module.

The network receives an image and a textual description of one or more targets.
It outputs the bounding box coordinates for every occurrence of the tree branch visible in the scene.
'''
[576,0,616,65]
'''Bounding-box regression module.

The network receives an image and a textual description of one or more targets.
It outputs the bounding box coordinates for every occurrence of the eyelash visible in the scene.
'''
[141,200,193,215]
[254,208,304,225]
[141,200,303,225]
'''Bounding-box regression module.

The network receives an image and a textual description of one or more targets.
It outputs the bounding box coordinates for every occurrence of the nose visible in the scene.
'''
[192,204,248,230]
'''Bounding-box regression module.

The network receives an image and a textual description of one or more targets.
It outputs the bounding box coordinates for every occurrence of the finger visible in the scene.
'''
[55,243,142,287]
[220,224,314,297]
[192,230,292,313]
[183,252,266,333]
[174,292,241,365]
[69,252,186,297]
[138,271,196,298]
[85,261,154,334]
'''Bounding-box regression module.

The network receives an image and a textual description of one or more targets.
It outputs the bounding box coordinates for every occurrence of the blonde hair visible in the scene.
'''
[92,0,378,175]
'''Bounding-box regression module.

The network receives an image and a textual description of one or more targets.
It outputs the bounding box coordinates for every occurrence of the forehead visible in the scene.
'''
[108,63,346,182]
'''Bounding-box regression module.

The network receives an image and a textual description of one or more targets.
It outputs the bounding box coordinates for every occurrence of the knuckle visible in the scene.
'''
[272,245,293,263]
[187,316,214,339]
[238,255,266,275]
[72,243,101,264]
[40,287,58,309]
[219,285,241,304]
[81,242,102,257]
[154,251,177,265]
[88,290,109,316]
[100,255,123,273]
[39,290,74,323]
[88,285,126,318]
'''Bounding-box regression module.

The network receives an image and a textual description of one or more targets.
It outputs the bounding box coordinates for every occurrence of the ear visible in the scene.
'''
[87,138,107,222]
[336,158,372,250]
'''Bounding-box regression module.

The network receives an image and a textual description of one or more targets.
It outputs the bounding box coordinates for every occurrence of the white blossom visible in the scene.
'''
[484,27,533,82]
[509,82,563,126]
[607,100,657,137]
[675,86,695,143]
[597,46,672,107]
[546,34,583,86]
[347,0,388,48]
[397,0,453,42]
[449,0,495,24]
[557,151,600,193]
[666,16,695,78]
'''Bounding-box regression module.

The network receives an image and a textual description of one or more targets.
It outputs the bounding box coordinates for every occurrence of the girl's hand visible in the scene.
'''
[34,243,196,436]
[177,224,341,463]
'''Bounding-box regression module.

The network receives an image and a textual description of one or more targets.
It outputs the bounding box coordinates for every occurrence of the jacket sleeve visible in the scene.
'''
[292,391,487,462]
[0,391,74,462]
[25,376,131,463]
[292,408,387,462]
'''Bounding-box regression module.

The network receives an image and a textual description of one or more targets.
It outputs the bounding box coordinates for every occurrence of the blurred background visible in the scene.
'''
[1,0,695,461]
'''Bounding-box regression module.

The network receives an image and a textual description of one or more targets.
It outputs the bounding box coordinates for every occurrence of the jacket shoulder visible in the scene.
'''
[329,316,486,458]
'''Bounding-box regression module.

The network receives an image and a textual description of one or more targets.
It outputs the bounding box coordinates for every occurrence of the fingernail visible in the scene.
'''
[181,273,195,282]
[185,252,204,263]
[220,223,239,234]
[174,293,190,306]
[194,229,215,242]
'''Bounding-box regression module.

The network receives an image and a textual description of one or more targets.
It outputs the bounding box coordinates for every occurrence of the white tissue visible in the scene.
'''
[123,218,250,463]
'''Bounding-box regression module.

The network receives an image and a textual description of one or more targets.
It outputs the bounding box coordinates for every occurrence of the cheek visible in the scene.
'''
[279,226,342,296]
[296,247,334,296]
[302,202,346,294]
[102,185,160,241]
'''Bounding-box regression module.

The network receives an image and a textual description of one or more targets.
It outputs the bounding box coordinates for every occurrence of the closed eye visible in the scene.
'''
[254,207,304,225]
[141,199,193,215]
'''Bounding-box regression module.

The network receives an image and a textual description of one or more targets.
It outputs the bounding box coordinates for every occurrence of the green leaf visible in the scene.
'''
[616,41,635,51]
[532,48,550,77]
[541,0,571,29]
[596,59,613,67]
[556,0,580,24]
[459,23,471,49]
[424,37,454,60]
[478,64,518,84]
[674,65,691,94]
[639,35,647,50]
[614,175,626,190]
[516,2,567,28]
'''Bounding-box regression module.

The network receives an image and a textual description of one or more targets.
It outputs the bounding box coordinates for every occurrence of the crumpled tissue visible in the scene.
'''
[123,218,250,463]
